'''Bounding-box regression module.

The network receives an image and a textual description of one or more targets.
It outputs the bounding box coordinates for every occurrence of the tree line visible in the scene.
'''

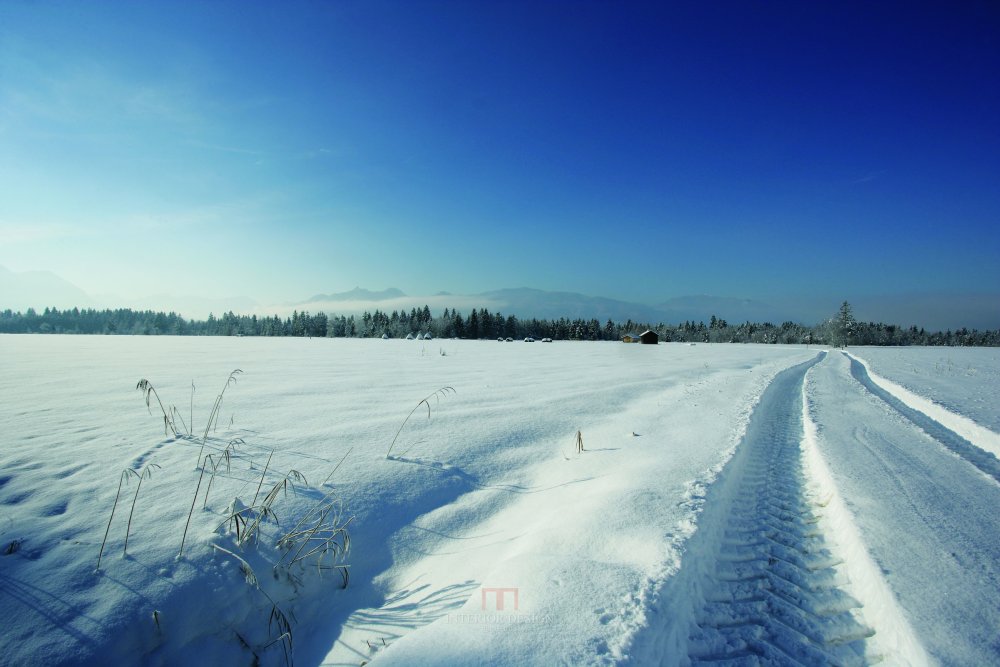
[1,302,998,346]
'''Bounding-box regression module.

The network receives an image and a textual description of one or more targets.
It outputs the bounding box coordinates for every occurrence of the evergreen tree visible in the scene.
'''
[467,310,480,339]
[834,301,856,347]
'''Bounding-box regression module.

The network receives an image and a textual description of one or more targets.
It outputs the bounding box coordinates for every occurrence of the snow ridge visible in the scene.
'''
[844,352,1000,485]
[845,352,1000,461]
[800,362,931,666]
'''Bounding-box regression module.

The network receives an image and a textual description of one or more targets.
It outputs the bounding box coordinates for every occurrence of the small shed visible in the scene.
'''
[640,330,659,345]
[622,333,641,343]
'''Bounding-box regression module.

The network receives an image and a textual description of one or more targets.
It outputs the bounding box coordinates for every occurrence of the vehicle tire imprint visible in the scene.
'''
[686,353,878,665]
[845,352,1000,485]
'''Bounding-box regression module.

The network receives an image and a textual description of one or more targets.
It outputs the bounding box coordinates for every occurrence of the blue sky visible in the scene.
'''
[1,1,998,322]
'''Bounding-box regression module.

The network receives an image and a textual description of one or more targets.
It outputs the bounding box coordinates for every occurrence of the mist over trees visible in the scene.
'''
[1,303,998,346]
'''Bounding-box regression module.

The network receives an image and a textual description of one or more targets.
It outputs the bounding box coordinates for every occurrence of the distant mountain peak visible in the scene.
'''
[306,287,406,303]
[0,265,95,311]
[478,287,663,322]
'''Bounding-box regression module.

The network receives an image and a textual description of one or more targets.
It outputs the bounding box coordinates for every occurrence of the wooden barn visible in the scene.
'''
[622,332,641,343]
[639,330,659,345]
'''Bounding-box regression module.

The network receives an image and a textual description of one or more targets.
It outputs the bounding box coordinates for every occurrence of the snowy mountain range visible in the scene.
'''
[0,265,256,318]
[3,265,999,329]
[0,265,95,312]
[305,287,406,303]
[296,286,790,325]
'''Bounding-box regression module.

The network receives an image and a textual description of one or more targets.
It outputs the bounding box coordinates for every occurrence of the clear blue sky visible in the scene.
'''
[1,1,998,314]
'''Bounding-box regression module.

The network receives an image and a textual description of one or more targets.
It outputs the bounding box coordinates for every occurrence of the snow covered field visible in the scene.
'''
[1,336,997,666]
[848,347,1000,433]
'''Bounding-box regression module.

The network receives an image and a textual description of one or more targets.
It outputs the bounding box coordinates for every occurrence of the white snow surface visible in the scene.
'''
[847,346,1000,433]
[847,349,1000,459]
[0,336,997,666]
[808,351,1000,664]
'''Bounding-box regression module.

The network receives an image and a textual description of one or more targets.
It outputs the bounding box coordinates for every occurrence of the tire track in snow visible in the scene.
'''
[625,353,891,666]
[844,352,1000,485]
[685,352,877,666]
[809,351,1000,664]
[800,360,931,667]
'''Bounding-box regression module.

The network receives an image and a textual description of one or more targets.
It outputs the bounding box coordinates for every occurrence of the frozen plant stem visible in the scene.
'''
[252,450,274,506]
[179,463,210,558]
[203,370,243,441]
[172,406,189,435]
[203,439,241,508]
[322,447,353,486]
[386,386,456,458]
[97,468,137,571]
[197,369,243,466]
[213,544,294,665]
[123,463,160,557]
[202,455,217,509]
[190,380,195,436]
[136,379,177,437]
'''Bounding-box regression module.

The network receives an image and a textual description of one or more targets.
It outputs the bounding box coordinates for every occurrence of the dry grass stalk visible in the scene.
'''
[97,468,138,571]
[196,369,243,466]
[203,439,243,509]
[212,544,295,666]
[251,450,274,506]
[136,379,178,437]
[190,380,195,436]
[240,472,305,547]
[386,386,456,458]
[171,406,189,437]
[322,447,353,486]
[203,370,243,440]
[179,462,210,558]
[123,463,160,557]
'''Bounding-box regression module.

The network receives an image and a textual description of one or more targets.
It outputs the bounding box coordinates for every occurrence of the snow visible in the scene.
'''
[1,335,998,665]
[800,363,930,666]
[848,346,1000,433]
[808,351,1000,664]
[847,349,1000,459]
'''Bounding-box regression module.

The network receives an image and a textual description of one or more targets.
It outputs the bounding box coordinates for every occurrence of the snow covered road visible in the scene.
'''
[683,353,876,665]
[626,353,894,665]
[808,351,1000,664]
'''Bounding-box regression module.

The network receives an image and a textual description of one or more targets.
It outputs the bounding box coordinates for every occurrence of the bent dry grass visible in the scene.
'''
[96,468,138,571]
[136,379,179,438]
[94,372,470,665]
[100,369,354,666]
[203,439,243,509]
[124,463,159,557]
[386,386,456,458]
[197,369,243,467]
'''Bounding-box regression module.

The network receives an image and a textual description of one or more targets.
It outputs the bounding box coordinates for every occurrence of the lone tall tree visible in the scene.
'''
[834,301,856,347]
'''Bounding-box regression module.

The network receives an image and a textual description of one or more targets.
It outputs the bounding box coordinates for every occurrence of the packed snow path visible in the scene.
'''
[809,352,1000,664]
[682,353,878,664]
[844,352,1000,484]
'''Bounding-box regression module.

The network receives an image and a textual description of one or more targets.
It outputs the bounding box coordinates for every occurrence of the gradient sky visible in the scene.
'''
[1,1,998,314]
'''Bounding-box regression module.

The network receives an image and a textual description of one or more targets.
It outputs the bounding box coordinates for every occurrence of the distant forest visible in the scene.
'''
[1,303,998,346]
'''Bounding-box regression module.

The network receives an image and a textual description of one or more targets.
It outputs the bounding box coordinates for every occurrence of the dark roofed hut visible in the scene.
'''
[639,330,659,345]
